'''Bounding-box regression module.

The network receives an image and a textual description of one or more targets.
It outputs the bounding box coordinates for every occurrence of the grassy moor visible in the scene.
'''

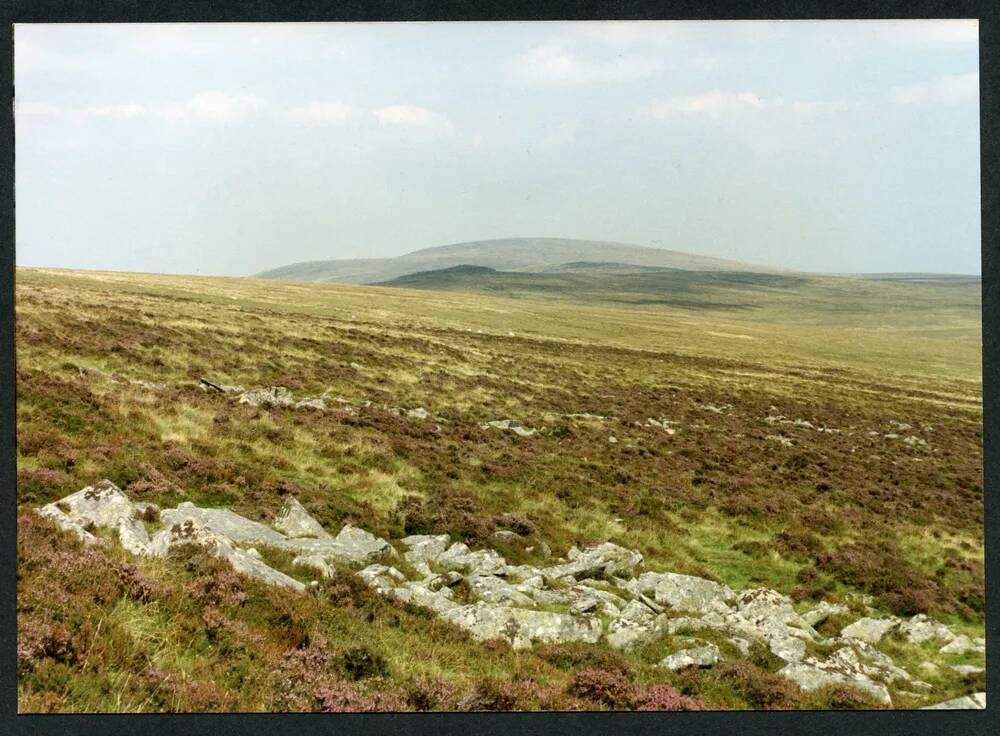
[15,266,983,712]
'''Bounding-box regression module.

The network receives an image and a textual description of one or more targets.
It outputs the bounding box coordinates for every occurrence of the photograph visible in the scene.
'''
[13,19,985,713]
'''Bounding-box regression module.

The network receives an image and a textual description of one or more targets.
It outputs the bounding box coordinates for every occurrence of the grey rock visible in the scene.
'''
[840,616,900,644]
[440,602,602,650]
[897,614,955,645]
[387,582,460,614]
[239,386,294,407]
[482,419,537,437]
[401,534,452,563]
[273,497,331,539]
[149,517,305,593]
[627,571,735,615]
[939,634,985,655]
[160,506,287,546]
[921,693,986,710]
[407,407,430,420]
[295,398,326,411]
[436,542,508,576]
[778,659,891,705]
[659,644,720,671]
[951,665,985,676]
[543,542,643,581]
[466,574,536,607]
[36,504,104,547]
[801,601,849,627]
[45,479,136,529]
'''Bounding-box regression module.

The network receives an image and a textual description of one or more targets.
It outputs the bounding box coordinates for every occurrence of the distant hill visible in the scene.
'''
[254,238,777,284]
[374,262,982,321]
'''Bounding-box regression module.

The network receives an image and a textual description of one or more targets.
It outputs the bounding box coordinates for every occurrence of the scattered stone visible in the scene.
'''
[239,386,294,407]
[939,634,985,656]
[659,644,720,671]
[951,665,985,676]
[766,435,793,447]
[295,398,326,411]
[482,419,537,437]
[407,407,430,420]
[608,436,618,444]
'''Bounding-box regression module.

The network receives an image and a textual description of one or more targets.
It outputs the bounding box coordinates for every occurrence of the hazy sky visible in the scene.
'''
[15,20,981,276]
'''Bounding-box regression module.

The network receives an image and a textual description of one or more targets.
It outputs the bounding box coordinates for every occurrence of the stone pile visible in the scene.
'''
[36,481,985,710]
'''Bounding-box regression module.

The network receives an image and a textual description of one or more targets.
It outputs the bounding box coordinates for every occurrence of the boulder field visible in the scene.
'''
[37,480,984,710]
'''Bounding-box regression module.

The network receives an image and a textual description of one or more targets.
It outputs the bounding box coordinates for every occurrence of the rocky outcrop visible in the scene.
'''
[37,481,984,708]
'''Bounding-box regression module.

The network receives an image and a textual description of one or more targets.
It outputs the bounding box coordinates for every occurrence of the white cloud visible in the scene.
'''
[160,92,266,124]
[81,103,147,118]
[373,104,452,131]
[14,101,62,117]
[642,91,779,119]
[516,43,662,84]
[889,73,979,106]
[283,101,354,126]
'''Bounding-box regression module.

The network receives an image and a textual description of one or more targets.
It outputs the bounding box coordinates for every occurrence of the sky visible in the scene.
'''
[14,20,981,276]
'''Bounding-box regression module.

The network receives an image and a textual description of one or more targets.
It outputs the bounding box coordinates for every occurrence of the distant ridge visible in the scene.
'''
[254,237,779,284]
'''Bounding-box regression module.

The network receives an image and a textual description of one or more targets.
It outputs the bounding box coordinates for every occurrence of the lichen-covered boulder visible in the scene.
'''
[239,386,294,407]
[160,505,288,546]
[435,542,508,576]
[465,574,535,607]
[605,600,669,651]
[542,542,642,581]
[939,634,985,655]
[626,571,735,614]
[659,644,720,671]
[273,497,331,540]
[36,504,104,547]
[440,603,602,650]
[778,659,891,705]
[897,614,955,644]
[149,518,305,593]
[840,616,900,644]
[38,480,149,553]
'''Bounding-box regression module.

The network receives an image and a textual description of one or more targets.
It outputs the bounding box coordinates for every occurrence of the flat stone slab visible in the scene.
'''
[160,505,288,546]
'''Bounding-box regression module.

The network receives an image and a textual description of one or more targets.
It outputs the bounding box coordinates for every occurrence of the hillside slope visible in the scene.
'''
[255,238,778,284]
[15,268,983,712]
